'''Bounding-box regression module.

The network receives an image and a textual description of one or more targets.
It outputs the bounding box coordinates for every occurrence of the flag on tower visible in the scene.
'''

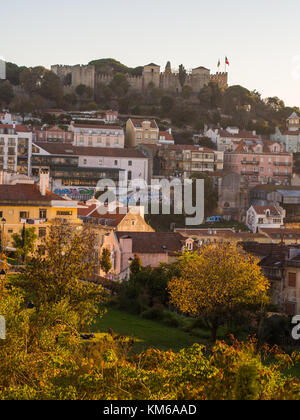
[225,56,230,66]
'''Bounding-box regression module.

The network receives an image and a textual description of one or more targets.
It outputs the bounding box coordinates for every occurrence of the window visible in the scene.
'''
[288,272,296,288]
[128,161,132,166]
[0,211,2,218]
[83,159,87,165]
[114,160,118,166]
[56,211,73,216]
[39,209,47,219]
[20,211,29,219]
[128,171,132,181]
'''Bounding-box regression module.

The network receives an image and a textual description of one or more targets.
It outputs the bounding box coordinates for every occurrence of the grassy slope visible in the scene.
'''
[92,308,207,353]
[93,308,300,379]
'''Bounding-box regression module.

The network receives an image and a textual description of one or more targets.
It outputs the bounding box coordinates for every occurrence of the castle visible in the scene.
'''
[51,61,228,94]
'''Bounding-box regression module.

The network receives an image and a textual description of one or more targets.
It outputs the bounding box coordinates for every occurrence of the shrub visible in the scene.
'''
[141,308,164,321]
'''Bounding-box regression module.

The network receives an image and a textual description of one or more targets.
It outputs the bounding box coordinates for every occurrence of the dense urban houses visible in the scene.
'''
[250,184,300,221]
[34,125,74,144]
[97,231,194,280]
[69,110,119,124]
[224,139,293,188]
[201,127,260,151]
[31,142,149,200]
[156,144,224,177]
[175,227,268,244]
[0,174,80,249]
[78,199,154,233]
[0,124,32,176]
[272,112,300,152]
[70,122,125,148]
[246,205,285,233]
[243,242,300,315]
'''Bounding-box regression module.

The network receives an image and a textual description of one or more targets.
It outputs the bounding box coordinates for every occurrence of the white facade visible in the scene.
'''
[78,154,148,182]
[0,125,32,175]
[70,123,125,148]
[246,205,285,233]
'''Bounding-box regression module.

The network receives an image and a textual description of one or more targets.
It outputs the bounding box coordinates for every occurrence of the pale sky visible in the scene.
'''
[1,0,300,106]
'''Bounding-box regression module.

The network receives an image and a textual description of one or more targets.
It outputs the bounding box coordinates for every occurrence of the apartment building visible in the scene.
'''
[0,174,79,247]
[70,123,125,148]
[272,112,300,153]
[203,127,260,152]
[224,139,293,187]
[34,125,74,144]
[156,144,223,177]
[0,124,32,176]
[126,119,159,147]
[31,143,149,199]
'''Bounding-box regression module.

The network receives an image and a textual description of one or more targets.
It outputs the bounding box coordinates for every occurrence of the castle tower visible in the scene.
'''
[165,61,172,74]
[142,63,160,90]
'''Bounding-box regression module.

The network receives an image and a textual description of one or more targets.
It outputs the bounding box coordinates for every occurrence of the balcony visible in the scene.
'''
[274,162,291,166]
[20,218,47,225]
[241,161,259,165]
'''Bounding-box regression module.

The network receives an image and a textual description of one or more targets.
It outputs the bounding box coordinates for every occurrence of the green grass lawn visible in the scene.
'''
[92,308,208,353]
[92,308,300,380]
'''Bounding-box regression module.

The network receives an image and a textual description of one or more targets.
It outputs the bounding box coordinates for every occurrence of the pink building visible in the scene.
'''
[224,139,293,187]
[34,125,74,144]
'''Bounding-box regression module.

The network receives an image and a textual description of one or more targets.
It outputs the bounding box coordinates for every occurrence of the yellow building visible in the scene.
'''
[0,177,80,249]
[126,119,159,148]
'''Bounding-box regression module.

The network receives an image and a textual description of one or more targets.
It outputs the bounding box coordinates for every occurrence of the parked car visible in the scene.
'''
[206,216,222,223]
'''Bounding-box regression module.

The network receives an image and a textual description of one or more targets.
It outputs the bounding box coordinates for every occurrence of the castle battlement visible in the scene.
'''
[51,61,228,93]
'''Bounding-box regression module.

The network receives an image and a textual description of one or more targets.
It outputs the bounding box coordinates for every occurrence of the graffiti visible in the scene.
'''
[54,187,96,199]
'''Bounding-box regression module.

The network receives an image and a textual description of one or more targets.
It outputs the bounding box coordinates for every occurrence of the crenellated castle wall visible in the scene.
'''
[51,63,228,94]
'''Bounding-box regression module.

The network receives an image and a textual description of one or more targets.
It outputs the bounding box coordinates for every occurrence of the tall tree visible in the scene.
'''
[100,248,112,277]
[168,244,270,341]
[178,64,187,88]
[12,226,37,263]
[13,221,105,325]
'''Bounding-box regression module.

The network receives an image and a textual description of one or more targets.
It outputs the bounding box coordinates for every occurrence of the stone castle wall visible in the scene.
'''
[51,63,228,94]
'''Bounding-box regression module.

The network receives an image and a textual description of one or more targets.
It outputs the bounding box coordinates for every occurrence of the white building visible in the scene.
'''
[271,112,300,153]
[0,123,32,176]
[201,127,260,152]
[246,205,285,233]
[70,123,125,149]
[32,143,149,186]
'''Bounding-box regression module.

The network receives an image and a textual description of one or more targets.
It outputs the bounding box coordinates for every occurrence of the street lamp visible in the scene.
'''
[0,218,6,253]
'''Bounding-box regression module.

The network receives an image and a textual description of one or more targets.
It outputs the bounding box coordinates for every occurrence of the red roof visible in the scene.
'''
[73,124,122,130]
[34,142,146,158]
[159,131,174,141]
[116,231,186,254]
[0,124,30,133]
[252,206,281,216]
[218,129,259,139]
[0,184,67,203]
[130,119,158,129]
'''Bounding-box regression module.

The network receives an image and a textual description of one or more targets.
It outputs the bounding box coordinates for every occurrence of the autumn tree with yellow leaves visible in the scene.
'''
[168,243,270,341]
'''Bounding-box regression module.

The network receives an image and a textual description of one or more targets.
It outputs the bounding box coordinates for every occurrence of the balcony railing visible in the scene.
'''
[20,218,47,225]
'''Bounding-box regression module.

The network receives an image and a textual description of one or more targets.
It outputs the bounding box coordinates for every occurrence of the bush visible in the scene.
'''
[141,307,164,321]
[162,311,181,328]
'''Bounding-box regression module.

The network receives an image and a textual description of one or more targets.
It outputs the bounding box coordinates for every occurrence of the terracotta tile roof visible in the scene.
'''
[130,119,158,129]
[84,208,127,227]
[0,124,30,133]
[73,124,122,130]
[159,131,174,141]
[282,130,300,136]
[252,206,281,216]
[260,228,300,239]
[218,129,259,139]
[0,184,66,203]
[116,231,186,254]
[77,204,98,217]
[34,142,146,158]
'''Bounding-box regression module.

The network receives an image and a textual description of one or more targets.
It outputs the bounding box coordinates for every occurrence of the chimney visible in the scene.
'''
[39,169,50,196]
[168,128,172,135]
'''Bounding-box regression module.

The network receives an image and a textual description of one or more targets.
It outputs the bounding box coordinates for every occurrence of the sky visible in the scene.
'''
[1,0,300,106]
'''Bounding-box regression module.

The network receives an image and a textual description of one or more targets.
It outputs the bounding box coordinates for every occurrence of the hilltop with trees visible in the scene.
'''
[0,59,299,137]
